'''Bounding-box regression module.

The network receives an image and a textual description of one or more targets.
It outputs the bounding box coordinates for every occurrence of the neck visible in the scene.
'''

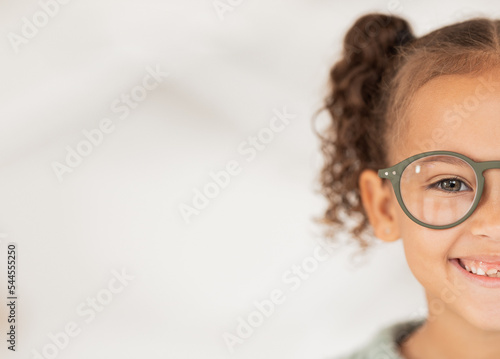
[400,297,500,359]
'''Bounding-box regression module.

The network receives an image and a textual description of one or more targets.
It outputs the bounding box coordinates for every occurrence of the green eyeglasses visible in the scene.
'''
[378,150,500,229]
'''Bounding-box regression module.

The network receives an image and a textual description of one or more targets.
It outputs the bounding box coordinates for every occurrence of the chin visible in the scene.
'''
[460,304,500,333]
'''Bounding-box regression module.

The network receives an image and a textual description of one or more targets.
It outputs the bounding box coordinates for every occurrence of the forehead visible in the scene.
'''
[396,68,500,164]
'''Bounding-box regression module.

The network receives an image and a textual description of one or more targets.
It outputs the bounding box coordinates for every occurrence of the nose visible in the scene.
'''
[468,169,500,238]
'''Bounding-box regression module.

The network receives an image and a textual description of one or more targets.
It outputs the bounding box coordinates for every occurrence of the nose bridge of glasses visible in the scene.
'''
[475,161,500,205]
[469,162,500,227]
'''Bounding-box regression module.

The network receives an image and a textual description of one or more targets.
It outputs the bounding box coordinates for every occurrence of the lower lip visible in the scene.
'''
[449,258,500,288]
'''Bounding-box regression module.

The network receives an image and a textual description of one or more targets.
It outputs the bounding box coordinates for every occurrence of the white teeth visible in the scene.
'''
[459,259,500,277]
[464,265,500,277]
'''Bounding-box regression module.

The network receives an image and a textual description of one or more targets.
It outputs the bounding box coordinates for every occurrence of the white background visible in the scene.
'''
[0,0,498,358]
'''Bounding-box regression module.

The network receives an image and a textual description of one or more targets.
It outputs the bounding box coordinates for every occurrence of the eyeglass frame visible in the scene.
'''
[377,150,500,230]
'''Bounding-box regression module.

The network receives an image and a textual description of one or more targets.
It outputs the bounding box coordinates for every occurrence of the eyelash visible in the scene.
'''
[427,176,473,193]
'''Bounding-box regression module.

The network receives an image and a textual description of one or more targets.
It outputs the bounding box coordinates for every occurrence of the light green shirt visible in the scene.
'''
[333,319,426,359]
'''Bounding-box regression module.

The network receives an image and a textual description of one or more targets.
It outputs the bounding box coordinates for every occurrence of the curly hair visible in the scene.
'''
[313,13,500,254]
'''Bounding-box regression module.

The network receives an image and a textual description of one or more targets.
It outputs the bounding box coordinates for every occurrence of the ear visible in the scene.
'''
[358,169,400,242]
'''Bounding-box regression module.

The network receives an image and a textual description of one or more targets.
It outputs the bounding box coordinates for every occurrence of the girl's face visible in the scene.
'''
[391,67,500,331]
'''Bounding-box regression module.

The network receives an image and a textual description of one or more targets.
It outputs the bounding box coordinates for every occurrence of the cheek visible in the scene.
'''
[394,201,454,288]
[403,233,443,276]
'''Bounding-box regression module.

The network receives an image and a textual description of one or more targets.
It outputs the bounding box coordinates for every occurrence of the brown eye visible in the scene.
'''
[427,177,472,193]
[441,179,461,192]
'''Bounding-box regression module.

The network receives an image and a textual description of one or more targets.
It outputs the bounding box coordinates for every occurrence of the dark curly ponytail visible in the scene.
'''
[313,13,500,253]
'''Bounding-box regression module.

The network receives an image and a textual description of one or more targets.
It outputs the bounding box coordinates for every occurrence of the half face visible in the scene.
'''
[390,67,500,331]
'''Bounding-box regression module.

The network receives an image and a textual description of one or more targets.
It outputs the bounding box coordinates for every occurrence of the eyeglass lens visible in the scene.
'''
[400,155,478,226]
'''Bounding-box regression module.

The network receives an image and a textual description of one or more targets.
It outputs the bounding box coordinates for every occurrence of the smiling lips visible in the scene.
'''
[457,257,500,277]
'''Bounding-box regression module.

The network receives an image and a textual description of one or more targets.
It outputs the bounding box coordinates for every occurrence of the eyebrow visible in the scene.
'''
[418,156,471,166]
